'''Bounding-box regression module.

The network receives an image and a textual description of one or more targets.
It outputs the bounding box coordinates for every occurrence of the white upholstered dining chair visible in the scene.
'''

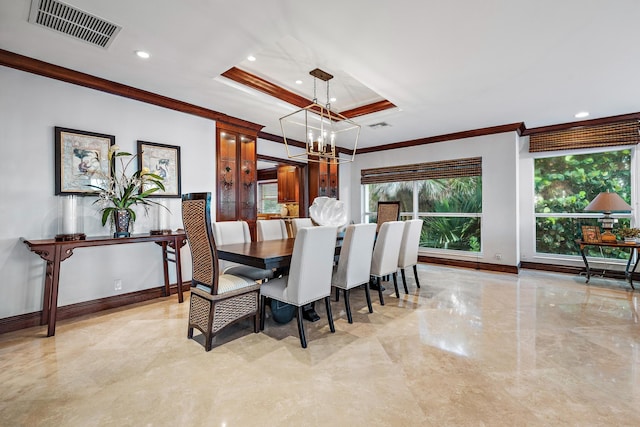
[212,221,274,281]
[257,219,288,241]
[259,226,338,348]
[398,219,423,293]
[331,223,377,323]
[370,221,405,305]
[290,217,314,238]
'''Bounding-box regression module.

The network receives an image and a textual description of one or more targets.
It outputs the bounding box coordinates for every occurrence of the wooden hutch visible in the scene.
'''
[216,121,264,239]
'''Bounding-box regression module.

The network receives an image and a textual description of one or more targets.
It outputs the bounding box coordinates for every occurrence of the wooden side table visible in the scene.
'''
[575,239,639,290]
[23,232,187,336]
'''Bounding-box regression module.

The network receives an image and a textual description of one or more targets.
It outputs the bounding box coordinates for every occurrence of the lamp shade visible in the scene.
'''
[584,192,632,213]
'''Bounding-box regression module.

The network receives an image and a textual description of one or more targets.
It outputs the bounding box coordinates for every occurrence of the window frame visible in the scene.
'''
[532,145,636,263]
[257,180,280,214]
[362,179,483,254]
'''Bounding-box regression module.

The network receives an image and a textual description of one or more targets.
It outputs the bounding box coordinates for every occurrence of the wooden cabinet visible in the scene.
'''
[277,165,299,203]
[308,158,339,202]
[216,122,260,238]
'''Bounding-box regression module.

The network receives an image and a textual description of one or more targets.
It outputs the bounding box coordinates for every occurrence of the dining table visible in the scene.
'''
[216,238,296,271]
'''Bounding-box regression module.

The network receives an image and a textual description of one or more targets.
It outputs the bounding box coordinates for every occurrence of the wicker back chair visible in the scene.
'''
[181,193,261,351]
[376,201,401,232]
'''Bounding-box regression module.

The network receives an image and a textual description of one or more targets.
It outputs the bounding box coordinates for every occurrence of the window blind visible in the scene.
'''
[529,120,640,153]
[361,157,481,184]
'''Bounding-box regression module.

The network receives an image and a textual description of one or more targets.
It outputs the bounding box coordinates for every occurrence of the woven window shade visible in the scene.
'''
[529,120,640,153]
[361,157,481,184]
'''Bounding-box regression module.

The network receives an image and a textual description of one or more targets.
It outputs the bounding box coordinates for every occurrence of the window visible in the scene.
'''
[362,158,482,252]
[534,149,632,258]
[417,176,482,251]
[257,181,281,214]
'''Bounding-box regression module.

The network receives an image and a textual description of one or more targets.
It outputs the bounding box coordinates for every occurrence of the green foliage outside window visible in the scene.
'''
[534,149,631,257]
[366,176,482,252]
[367,182,413,213]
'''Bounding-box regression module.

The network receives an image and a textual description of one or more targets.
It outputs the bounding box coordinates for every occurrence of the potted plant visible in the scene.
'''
[618,227,640,244]
[90,145,165,237]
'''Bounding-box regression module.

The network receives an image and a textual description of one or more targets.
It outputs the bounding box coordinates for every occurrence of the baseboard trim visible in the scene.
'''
[519,261,639,281]
[519,262,583,275]
[419,256,519,274]
[0,282,190,335]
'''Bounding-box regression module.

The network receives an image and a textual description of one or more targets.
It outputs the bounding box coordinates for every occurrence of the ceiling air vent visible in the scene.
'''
[28,0,121,49]
[369,122,391,130]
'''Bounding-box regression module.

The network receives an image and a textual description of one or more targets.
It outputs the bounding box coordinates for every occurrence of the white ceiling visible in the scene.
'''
[2,0,640,150]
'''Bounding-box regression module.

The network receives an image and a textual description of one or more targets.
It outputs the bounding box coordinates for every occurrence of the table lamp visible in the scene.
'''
[584,192,632,242]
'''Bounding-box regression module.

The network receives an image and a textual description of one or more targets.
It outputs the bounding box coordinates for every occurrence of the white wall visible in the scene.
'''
[257,138,306,161]
[0,67,216,318]
[350,132,521,267]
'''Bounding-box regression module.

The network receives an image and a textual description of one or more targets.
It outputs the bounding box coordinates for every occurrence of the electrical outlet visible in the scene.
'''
[114,279,122,291]
[495,253,502,260]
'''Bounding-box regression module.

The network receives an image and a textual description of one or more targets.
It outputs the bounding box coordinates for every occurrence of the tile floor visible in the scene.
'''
[1,265,639,426]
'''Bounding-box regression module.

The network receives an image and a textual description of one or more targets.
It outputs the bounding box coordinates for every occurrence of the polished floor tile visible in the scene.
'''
[1,266,639,426]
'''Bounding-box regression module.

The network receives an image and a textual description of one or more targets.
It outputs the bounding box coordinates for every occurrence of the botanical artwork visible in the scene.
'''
[137,141,181,197]
[55,127,114,195]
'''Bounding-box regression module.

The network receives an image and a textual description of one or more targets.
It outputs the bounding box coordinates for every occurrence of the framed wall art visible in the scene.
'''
[55,127,115,195]
[581,225,601,243]
[137,141,181,197]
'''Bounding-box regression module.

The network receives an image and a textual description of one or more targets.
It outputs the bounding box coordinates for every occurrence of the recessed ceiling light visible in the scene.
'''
[135,50,150,59]
[247,55,256,61]
[330,97,337,103]
[575,111,589,118]
[295,80,303,85]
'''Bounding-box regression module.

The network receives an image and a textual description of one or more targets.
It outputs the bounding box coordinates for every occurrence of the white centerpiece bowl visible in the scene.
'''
[309,197,348,229]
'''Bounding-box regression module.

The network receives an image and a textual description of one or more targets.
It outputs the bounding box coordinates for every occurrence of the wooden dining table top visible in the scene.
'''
[216,238,296,270]
[216,234,343,271]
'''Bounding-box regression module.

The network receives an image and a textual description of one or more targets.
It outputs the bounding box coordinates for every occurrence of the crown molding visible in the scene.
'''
[0,48,263,131]
[356,122,526,154]
[522,112,640,135]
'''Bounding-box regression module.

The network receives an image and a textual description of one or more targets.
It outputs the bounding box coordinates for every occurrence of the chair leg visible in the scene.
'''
[204,330,213,352]
[254,295,260,333]
[335,287,340,302]
[325,296,335,333]
[188,296,194,338]
[392,272,400,298]
[296,306,307,348]
[363,283,373,313]
[413,264,421,288]
[260,295,266,331]
[401,268,409,294]
[204,299,214,351]
[344,289,353,323]
[376,276,385,305]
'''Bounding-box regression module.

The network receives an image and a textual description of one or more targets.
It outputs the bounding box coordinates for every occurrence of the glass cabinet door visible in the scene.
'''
[218,130,237,221]
[239,134,256,222]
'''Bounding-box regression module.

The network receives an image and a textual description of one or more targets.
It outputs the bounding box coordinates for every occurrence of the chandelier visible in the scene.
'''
[279,68,360,164]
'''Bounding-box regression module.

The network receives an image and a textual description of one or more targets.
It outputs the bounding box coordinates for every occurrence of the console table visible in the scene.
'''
[575,239,639,290]
[23,232,186,337]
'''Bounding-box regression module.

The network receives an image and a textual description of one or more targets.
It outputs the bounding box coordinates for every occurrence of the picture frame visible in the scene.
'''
[137,141,181,197]
[581,225,601,243]
[55,127,115,195]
